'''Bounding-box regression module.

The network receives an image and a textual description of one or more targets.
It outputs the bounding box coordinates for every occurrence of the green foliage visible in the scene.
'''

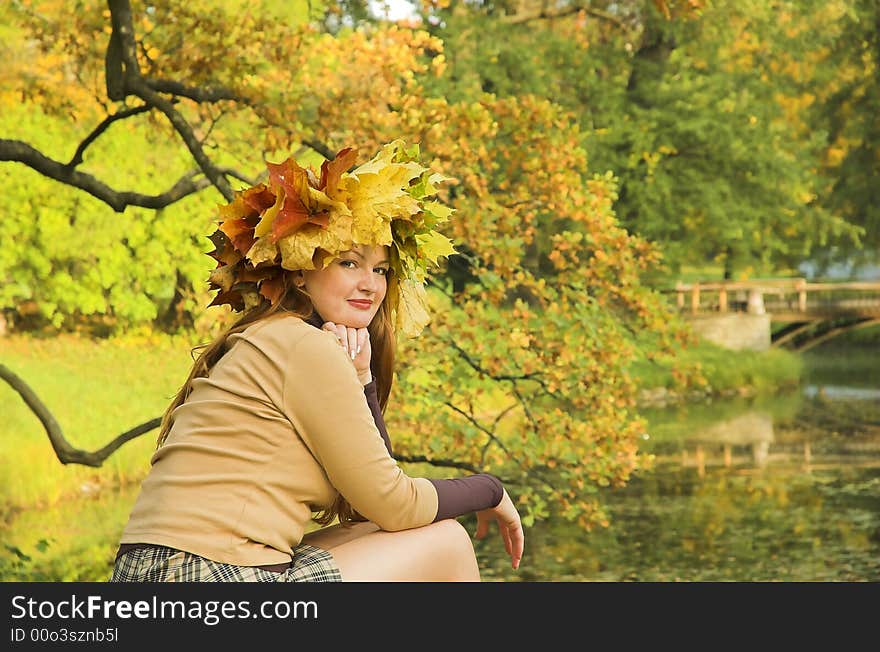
[424,0,867,279]
[630,337,804,395]
[0,104,218,331]
[0,333,195,514]
[805,0,880,268]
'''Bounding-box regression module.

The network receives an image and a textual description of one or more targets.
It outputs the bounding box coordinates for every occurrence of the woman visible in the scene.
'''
[110,141,524,582]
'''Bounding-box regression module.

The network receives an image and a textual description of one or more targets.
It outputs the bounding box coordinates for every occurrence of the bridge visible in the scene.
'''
[667,278,880,351]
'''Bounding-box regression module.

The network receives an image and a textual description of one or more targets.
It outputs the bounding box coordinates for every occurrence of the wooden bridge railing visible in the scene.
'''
[667,278,880,319]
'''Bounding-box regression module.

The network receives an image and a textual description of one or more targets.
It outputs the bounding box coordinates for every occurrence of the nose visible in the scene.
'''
[358,268,377,294]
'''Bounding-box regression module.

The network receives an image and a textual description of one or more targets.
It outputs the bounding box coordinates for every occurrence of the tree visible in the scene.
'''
[416,0,862,279]
[801,0,880,273]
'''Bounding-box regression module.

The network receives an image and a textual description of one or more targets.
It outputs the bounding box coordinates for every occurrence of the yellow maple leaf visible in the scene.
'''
[415,230,456,266]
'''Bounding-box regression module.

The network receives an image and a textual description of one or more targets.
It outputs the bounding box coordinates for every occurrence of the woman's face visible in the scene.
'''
[300,245,390,328]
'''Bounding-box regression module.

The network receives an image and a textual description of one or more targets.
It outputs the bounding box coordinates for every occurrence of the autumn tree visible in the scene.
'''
[416,0,863,279]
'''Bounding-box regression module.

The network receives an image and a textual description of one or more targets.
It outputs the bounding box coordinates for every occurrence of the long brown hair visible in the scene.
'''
[156,270,398,527]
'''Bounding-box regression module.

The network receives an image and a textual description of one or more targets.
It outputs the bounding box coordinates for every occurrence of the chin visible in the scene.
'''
[331,309,375,329]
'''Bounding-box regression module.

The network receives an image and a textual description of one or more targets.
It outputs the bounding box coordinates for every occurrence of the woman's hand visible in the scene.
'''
[474,489,524,570]
[322,321,372,384]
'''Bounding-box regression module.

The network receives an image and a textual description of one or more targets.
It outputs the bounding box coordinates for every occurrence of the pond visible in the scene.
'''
[473,342,880,581]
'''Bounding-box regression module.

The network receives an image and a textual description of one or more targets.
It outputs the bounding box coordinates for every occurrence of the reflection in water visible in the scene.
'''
[473,384,880,581]
[689,411,775,471]
[803,385,880,401]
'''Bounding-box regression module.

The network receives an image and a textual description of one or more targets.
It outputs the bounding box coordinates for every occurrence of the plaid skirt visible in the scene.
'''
[109,544,342,582]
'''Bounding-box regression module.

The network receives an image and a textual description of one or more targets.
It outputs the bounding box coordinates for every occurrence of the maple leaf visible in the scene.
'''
[246,235,279,267]
[258,274,285,305]
[208,288,244,311]
[208,264,237,293]
[343,164,421,244]
[277,207,355,271]
[218,184,273,221]
[265,158,347,242]
[415,230,457,267]
[319,147,358,199]
[219,215,258,255]
[394,278,431,337]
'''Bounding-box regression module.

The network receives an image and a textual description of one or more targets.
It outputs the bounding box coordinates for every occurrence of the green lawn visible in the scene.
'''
[1,332,199,514]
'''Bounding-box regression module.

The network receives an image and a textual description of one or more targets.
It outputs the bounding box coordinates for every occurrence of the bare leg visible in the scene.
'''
[322,519,481,582]
[301,521,381,550]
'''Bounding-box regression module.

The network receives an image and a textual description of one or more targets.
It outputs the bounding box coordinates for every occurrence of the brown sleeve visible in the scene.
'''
[363,380,392,456]
[429,475,504,521]
[363,381,503,520]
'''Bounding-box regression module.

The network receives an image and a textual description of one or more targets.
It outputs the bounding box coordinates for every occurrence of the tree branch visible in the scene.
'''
[145,78,242,103]
[107,0,234,201]
[443,401,513,456]
[302,138,337,160]
[131,79,234,200]
[0,139,217,211]
[0,364,159,467]
[66,104,151,168]
[393,454,505,479]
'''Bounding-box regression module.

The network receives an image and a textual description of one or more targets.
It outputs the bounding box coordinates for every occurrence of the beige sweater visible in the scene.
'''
[120,314,438,566]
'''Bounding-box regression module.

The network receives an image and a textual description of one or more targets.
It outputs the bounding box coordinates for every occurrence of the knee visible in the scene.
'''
[434,518,474,552]
[432,519,479,580]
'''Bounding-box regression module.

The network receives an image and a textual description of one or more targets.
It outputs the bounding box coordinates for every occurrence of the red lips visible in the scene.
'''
[347,300,373,310]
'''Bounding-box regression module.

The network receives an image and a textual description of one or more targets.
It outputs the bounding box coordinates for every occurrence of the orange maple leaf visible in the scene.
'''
[267,158,333,241]
[319,147,358,196]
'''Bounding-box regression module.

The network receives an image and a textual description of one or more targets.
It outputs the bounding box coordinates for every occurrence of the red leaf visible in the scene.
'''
[320,147,357,192]
[272,203,311,241]
[220,217,256,255]
[241,184,277,214]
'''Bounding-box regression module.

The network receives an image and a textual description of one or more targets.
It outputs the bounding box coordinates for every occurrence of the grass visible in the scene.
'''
[0,332,200,515]
[629,338,804,396]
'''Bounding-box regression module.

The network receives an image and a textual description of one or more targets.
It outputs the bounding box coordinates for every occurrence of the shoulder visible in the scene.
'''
[240,313,347,364]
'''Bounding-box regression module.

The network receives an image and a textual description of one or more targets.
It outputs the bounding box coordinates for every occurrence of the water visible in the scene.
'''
[472,344,880,581]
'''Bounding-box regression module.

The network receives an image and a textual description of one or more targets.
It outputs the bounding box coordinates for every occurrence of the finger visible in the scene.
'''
[322,321,338,339]
[509,524,524,569]
[335,324,349,355]
[356,328,368,356]
[347,327,358,360]
[500,522,512,557]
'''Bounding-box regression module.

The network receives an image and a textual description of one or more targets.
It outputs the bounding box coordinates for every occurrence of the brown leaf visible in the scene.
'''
[207,289,244,311]
[258,274,285,305]
[241,184,277,214]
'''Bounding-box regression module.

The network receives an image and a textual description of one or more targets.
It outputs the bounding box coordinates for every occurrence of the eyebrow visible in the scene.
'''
[347,249,390,265]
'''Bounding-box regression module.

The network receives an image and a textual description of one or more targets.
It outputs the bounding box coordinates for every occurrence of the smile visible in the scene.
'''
[347,300,373,310]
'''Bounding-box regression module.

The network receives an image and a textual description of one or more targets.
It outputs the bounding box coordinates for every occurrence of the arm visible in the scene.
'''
[325,321,505,518]
[285,328,437,531]
[365,376,504,518]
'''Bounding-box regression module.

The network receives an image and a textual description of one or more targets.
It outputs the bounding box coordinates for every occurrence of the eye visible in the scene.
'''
[374,267,389,276]
[339,259,357,269]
